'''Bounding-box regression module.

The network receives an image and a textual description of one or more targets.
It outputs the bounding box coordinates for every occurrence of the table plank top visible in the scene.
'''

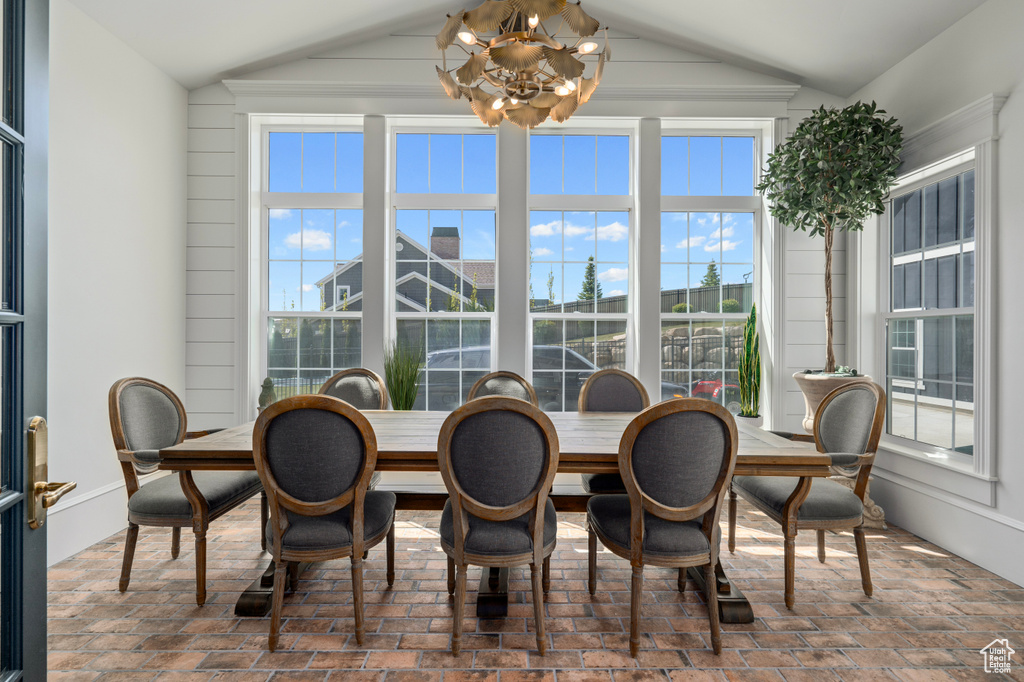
[160,411,830,475]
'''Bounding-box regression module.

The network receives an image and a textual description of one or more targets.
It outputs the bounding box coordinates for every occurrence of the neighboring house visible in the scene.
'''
[317,226,495,312]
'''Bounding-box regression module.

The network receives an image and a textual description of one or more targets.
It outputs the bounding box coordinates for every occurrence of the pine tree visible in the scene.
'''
[578,255,603,301]
[700,260,721,288]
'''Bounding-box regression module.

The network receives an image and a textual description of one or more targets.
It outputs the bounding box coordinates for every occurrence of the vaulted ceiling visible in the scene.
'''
[67,0,987,96]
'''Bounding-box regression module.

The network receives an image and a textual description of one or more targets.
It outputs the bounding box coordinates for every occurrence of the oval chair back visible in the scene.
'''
[318,368,389,410]
[467,371,538,406]
[812,381,886,497]
[578,369,650,413]
[109,377,186,476]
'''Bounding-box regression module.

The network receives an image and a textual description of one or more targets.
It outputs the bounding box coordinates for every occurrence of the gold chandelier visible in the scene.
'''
[436,0,609,129]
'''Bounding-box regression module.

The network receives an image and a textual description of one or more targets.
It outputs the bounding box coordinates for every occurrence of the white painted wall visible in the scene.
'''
[47,0,187,564]
[850,0,1024,584]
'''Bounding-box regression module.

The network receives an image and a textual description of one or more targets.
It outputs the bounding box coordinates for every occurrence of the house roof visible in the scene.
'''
[67,0,987,96]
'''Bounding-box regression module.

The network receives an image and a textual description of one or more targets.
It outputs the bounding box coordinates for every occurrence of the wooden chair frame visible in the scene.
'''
[109,377,268,606]
[578,368,650,413]
[437,396,560,655]
[467,370,539,406]
[254,394,396,650]
[588,398,738,657]
[728,381,886,609]
[318,367,389,409]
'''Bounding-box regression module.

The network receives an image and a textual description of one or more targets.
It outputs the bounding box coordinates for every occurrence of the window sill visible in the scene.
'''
[873,437,996,506]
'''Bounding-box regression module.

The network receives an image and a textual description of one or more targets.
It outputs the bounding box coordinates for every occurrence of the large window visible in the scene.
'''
[660,134,757,413]
[263,130,364,398]
[392,131,497,410]
[885,164,975,455]
[529,132,632,411]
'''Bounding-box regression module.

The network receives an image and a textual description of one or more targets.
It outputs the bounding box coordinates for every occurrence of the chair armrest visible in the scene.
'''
[116,449,136,463]
[828,453,863,468]
[185,428,225,440]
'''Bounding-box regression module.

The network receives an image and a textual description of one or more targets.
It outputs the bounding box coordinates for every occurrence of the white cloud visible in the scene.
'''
[676,236,706,249]
[530,221,561,237]
[285,228,332,251]
[598,267,629,282]
[269,209,293,220]
[565,246,574,252]
[661,244,667,253]
[608,289,625,296]
[564,223,592,238]
[723,214,736,226]
[704,239,740,252]
[337,220,350,229]
[301,284,316,292]
[596,221,628,242]
[532,247,554,257]
[696,214,721,228]
[710,226,735,239]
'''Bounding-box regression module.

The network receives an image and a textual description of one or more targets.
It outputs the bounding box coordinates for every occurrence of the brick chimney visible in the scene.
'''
[430,227,460,260]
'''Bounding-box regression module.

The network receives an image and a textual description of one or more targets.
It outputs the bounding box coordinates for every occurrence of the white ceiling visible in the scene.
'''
[67,0,988,96]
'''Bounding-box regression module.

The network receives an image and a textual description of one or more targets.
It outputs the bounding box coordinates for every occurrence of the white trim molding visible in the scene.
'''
[223,80,801,103]
[899,94,1007,174]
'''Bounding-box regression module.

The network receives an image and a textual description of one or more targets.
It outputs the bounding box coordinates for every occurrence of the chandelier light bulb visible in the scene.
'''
[457,31,477,46]
[510,97,519,104]
[566,80,577,92]
[555,85,570,96]
[528,14,539,28]
[578,42,598,54]
[491,97,506,110]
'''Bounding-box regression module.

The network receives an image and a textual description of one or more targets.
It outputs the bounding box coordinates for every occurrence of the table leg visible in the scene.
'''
[688,561,754,624]
[476,567,509,618]
[234,560,309,617]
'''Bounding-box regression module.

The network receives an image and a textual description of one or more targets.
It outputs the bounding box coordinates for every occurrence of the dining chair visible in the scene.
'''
[437,396,559,656]
[578,369,650,494]
[319,368,388,490]
[109,377,267,606]
[728,381,886,609]
[253,394,396,651]
[467,370,539,406]
[587,398,738,657]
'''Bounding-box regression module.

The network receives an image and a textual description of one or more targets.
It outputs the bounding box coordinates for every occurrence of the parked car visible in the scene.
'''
[422,345,687,411]
[690,379,742,414]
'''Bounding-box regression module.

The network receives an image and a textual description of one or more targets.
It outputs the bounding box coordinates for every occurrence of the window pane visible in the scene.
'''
[336,209,362,262]
[904,192,921,251]
[661,137,688,196]
[301,261,334,312]
[596,211,629,262]
[530,210,562,263]
[268,317,298,369]
[563,135,596,194]
[961,170,975,240]
[922,183,938,248]
[337,133,363,193]
[302,133,334,192]
[937,175,958,245]
[892,195,906,254]
[596,136,629,195]
[530,135,562,194]
[396,133,429,193]
[429,134,462,194]
[269,261,300,312]
[960,251,974,307]
[922,317,953,382]
[268,133,301,192]
[463,134,496,194]
[564,211,595,261]
[301,209,334,261]
[690,137,722,195]
[904,261,921,310]
[722,137,754,196]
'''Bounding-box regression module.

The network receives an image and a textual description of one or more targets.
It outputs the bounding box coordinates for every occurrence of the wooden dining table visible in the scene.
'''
[159,410,829,624]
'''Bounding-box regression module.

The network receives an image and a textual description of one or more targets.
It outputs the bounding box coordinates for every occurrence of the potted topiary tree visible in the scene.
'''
[737,304,761,425]
[756,101,902,431]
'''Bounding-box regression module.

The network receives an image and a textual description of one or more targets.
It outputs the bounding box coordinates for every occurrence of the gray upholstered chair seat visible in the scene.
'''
[580,473,626,494]
[440,498,557,557]
[587,495,711,558]
[267,490,396,552]
[128,471,263,520]
[732,476,863,522]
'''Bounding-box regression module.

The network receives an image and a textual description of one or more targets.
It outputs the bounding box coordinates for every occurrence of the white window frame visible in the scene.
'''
[658,125,765,408]
[387,120,499,409]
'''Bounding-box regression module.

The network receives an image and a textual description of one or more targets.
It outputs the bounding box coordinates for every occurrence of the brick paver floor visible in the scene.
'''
[48,497,1024,680]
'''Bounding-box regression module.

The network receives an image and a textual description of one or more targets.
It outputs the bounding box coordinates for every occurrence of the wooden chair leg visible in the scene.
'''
[705,563,722,655]
[783,532,796,610]
[452,564,468,655]
[351,556,365,646]
[531,563,547,655]
[260,492,269,552]
[588,524,597,596]
[171,526,181,559]
[629,564,643,658]
[288,561,300,591]
[542,555,551,593]
[268,560,288,652]
[854,526,873,596]
[728,486,737,553]
[677,567,686,593]
[446,555,456,596]
[817,530,826,563]
[119,523,139,592]
[193,529,207,607]
[386,522,396,587]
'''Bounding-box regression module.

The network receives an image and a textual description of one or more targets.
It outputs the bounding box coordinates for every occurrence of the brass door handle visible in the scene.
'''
[27,417,77,529]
